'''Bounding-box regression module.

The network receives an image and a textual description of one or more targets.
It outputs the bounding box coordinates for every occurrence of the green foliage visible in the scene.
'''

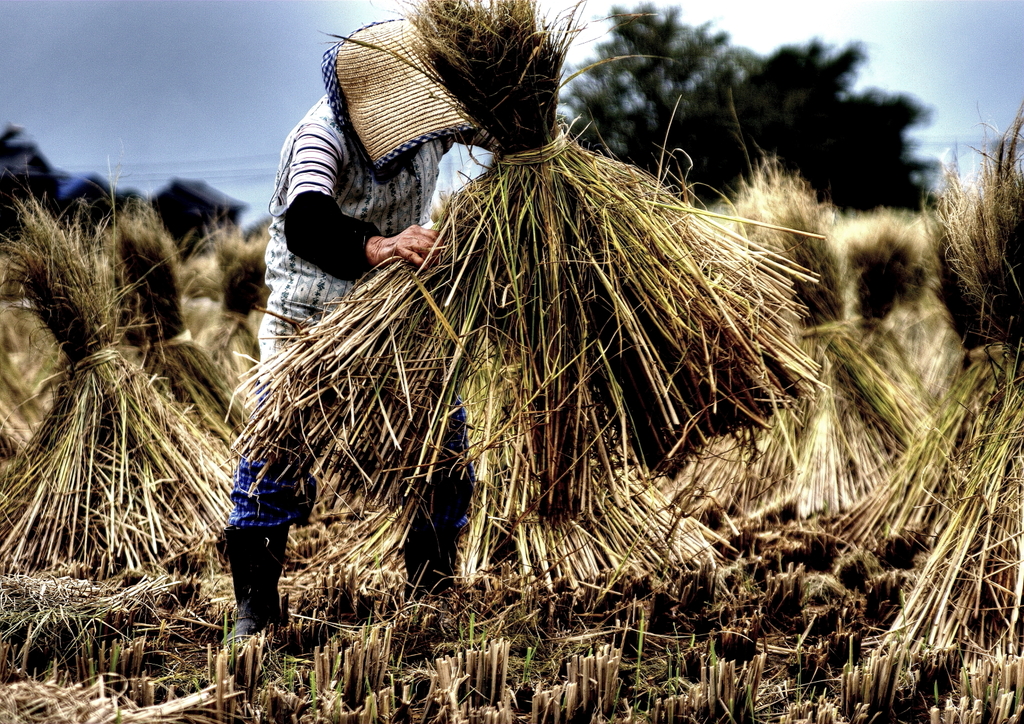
[565,5,755,185]
[563,3,934,209]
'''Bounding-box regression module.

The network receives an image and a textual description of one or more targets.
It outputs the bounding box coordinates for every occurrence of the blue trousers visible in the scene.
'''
[228,403,474,533]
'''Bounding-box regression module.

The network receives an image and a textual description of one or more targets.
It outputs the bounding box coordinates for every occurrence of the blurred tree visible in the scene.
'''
[563,4,934,209]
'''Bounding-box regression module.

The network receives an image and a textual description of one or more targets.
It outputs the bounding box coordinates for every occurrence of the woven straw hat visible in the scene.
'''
[335,20,468,165]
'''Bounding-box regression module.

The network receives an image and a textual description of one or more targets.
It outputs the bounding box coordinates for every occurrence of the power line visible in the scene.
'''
[58,153,280,174]
[112,169,278,183]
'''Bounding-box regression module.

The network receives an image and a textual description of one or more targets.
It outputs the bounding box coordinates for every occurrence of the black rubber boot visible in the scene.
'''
[224,524,289,645]
[404,527,460,598]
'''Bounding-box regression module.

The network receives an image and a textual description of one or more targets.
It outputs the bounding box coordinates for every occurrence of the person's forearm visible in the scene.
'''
[284,191,378,281]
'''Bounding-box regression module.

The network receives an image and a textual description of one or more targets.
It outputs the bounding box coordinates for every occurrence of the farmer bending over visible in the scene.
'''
[224,19,486,643]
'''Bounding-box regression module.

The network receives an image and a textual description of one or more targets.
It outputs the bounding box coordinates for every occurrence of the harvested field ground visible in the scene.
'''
[0,515,996,724]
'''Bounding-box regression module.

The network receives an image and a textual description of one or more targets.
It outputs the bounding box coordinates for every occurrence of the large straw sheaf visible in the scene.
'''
[836,210,961,401]
[839,113,1024,552]
[194,226,268,387]
[237,0,815,580]
[0,201,231,578]
[668,163,833,518]
[675,162,924,520]
[835,213,980,551]
[115,203,247,446]
[883,107,1024,656]
[0,285,53,459]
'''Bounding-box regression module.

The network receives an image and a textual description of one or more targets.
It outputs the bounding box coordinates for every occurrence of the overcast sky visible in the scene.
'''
[2,1,1022,226]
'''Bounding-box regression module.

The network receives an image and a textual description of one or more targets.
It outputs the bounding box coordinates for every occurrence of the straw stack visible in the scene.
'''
[838,122,1023,551]
[885,107,1024,656]
[0,202,231,578]
[678,161,924,520]
[195,226,268,386]
[823,211,961,543]
[115,203,247,445]
[0,293,57,460]
[237,0,816,581]
[837,209,961,401]
[836,220,997,550]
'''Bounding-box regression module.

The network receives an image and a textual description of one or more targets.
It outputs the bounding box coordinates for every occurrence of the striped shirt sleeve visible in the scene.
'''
[285,121,344,205]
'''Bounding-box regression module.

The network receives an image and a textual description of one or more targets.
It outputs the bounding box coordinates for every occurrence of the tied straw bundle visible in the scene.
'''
[836,258,985,550]
[843,221,1015,549]
[0,201,231,578]
[115,203,248,446]
[885,106,1024,657]
[838,210,961,402]
[676,162,925,521]
[0,281,57,460]
[195,226,268,387]
[831,212,962,547]
[838,125,1023,552]
[238,0,816,581]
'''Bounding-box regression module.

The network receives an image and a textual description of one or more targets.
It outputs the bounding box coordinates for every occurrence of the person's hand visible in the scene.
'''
[365,225,443,269]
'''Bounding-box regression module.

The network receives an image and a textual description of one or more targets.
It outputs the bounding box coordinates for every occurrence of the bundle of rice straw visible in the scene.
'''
[195,226,268,386]
[837,120,1024,551]
[0,338,31,458]
[674,161,925,521]
[0,291,57,460]
[837,209,961,401]
[115,203,247,445]
[237,0,815,582]
[837,228,989,550]
[0,201,231,578]
[884,107,1024,656]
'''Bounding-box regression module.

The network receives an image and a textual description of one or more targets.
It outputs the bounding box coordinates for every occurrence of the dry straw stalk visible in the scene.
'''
[885,106,1024,657]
